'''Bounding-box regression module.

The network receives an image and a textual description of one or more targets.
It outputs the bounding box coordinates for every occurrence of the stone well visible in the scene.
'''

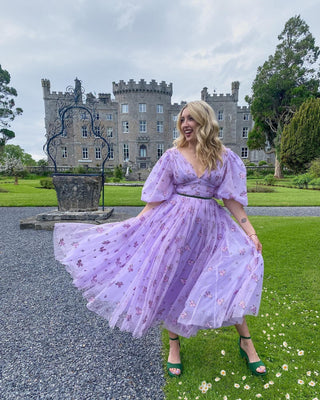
[53,174,102,212]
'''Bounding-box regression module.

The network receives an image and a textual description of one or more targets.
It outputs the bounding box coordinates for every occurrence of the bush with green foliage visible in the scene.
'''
[292,173,313,189]
[281,98,320,173]
[113,165,123,180]
[263,174,276,186]
[309,178,320,188]
[40,178,54,189]
[309,158,320,178]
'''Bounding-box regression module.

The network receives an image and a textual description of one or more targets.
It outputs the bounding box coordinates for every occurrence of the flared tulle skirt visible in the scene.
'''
[54,195,264,338]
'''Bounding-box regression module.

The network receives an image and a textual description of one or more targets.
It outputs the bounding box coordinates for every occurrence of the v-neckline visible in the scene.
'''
[176,148,206,179]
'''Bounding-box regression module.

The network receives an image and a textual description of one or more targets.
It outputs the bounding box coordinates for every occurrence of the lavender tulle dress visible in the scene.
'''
[54,147,264,338]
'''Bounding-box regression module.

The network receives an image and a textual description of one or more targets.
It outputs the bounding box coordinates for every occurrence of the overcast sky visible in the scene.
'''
[1,0,320,160]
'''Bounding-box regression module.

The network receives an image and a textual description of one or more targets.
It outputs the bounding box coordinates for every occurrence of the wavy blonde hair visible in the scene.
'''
[174,100,224,171]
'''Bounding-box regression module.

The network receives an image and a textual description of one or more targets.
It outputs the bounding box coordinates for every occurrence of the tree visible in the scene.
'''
[280,97,320,173]
[0,65,23,152]
[1,144,37,166]
[246,15,320,178]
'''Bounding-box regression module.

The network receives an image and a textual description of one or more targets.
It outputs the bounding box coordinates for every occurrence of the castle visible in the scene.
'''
[41,78,269,175]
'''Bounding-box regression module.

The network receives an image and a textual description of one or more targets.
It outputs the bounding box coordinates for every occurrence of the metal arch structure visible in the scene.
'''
[45,79,110,210]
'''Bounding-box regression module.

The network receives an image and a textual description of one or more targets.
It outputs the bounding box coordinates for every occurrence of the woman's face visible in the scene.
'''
[180,107,199,144]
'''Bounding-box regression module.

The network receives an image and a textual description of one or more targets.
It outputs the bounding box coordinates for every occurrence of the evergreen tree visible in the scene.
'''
[246,15,320,177]
[0,65,23,151]
[280,97,320,173]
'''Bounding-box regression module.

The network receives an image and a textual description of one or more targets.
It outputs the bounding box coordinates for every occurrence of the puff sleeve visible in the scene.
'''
[213,149,248,206]
[141,150,175,203]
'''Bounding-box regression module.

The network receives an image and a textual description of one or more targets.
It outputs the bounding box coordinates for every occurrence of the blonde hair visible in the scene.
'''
[174,100,224,171]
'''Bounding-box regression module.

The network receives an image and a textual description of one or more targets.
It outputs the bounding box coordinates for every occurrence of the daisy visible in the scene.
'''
[298,379,304,385]
[298,350,304,356]
[215,377,221,382]
[285,394,290,399]
[220,370,226,376]
[307,371,312,376]
[283,341,288,347]
[282,364,289,371]
[309,381,316,387]
[264,383,269,389]
[242,376,246,380]
[276,372,282,377]
[234,383,240,388]
[256,395,262,398]
[221,350,225,356]
[244,384,250,390]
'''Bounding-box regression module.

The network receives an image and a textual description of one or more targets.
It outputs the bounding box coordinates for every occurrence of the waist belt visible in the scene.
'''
[176,192,212,200]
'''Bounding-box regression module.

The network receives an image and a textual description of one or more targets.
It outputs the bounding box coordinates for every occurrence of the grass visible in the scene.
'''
[0,177,320,207]
[163,217,320,400]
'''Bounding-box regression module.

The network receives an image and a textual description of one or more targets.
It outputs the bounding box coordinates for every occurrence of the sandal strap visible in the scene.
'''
[240,335,251,340]
[169,336,180,341]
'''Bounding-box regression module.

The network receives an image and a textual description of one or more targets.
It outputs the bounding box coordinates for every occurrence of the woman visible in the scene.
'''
[54,100,266,378]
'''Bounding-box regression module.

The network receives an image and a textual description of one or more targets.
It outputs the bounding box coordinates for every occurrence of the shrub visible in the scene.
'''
[113,165,124,180]
[309,177,320,189]
[292,173,312,189]
[309,158,320,178]
[40,178,55,189]
[263,174,276,186]
[258,160,268,166]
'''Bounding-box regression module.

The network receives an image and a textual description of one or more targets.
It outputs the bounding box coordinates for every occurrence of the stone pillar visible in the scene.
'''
[53,174,102,212]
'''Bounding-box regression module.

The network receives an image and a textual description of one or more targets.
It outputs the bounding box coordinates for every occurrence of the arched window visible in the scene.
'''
[139,145,147,157]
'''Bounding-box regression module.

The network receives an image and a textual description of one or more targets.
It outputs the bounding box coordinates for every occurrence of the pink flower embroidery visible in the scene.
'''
[58,238,65,246]
[239,301,246,309]
[115,281,123,288]
[217,298,224,305]
[77,259,83,267]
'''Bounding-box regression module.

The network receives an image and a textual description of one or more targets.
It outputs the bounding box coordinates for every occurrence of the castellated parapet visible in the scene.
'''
[113,79,173,96]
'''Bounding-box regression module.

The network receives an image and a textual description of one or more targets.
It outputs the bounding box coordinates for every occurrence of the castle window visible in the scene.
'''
[241,147,248,158]
[140,162,147,169]
[95,147,101,159]
[157,104,163,113]
[157,144,164,159]
[82,147,88,159]
[106,114,113,120]
[107,127,113,138]
[123,144,129,160]
[139,103,146,112]
[96,113,100,120]
[173,115,178,122]
[81,112,88,120]
[82,126,88,138]
[109,143,114,160]
[242,127,249,138]
[219,127,223,138]
[62,147,68,158]
[139,145,147,157]
[218,110,223,121]
[140,120,147,133]
[173,128,179,140]
[243,113,249,121]
[157,121,164,133]
[94,126,100,136]
[121,104,129,113]
[122,121,129,133]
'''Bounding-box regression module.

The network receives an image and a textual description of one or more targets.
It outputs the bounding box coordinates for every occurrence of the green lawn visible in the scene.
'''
[0,178,319,207]
[163,217,320,400]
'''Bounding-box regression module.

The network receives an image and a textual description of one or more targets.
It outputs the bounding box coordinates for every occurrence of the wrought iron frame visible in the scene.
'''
[45,79,110,210]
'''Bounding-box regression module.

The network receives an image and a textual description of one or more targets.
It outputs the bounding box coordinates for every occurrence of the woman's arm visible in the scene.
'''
[223,198,262,253]
[138,201,164,216]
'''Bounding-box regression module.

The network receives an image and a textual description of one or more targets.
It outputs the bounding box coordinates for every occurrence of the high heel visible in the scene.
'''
[239,335,267,376]
[167,336,183,377]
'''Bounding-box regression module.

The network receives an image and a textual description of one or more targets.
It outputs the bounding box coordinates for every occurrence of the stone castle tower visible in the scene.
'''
[42,78,269,173]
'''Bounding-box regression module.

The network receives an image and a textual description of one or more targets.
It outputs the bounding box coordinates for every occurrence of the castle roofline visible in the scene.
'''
[112,79,173,96]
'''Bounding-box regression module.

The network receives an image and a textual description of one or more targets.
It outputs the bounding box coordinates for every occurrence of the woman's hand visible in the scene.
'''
[249,234,262,253]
